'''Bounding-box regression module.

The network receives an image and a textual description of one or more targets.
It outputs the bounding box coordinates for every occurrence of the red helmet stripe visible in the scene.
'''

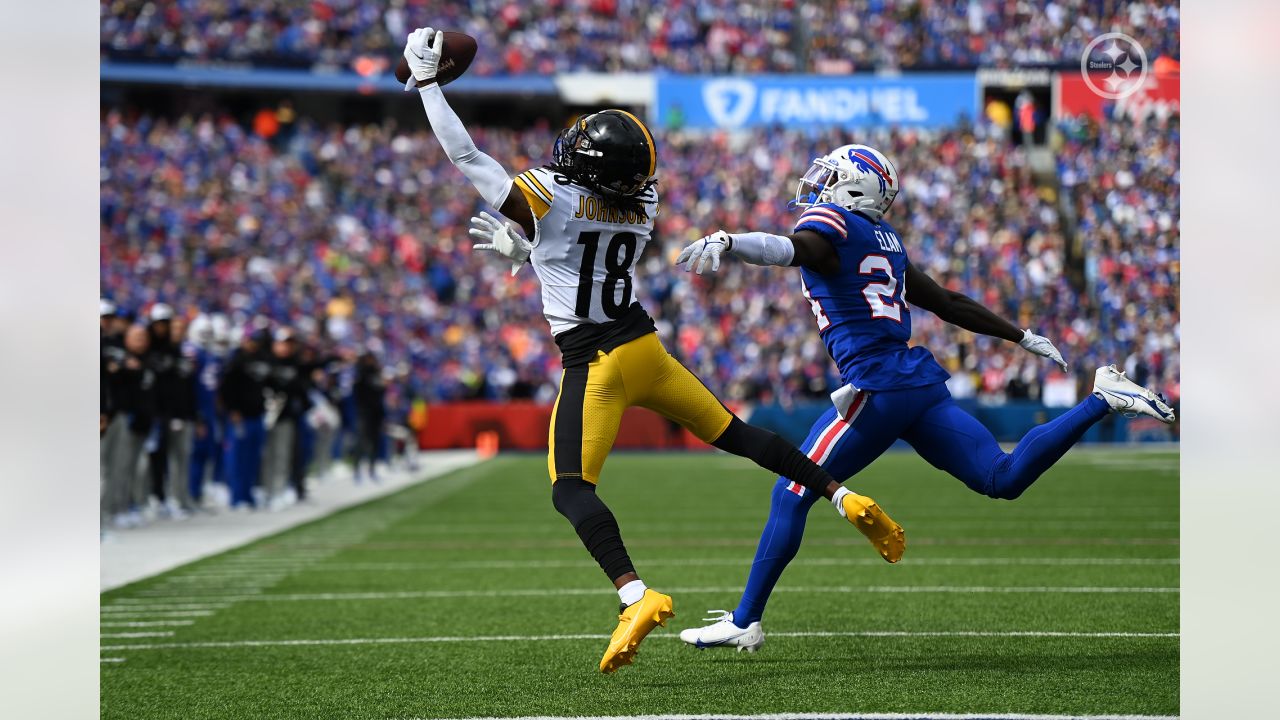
[852,150,893,186]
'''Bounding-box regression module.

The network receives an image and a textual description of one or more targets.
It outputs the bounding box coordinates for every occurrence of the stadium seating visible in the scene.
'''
[99,0,1180,73]
[99,110,1180,407]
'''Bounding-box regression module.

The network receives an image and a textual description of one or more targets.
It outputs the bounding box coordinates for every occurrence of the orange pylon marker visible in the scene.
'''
[476,430,499,459]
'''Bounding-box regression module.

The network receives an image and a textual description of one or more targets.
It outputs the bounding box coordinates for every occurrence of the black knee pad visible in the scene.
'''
[552,477,604,525]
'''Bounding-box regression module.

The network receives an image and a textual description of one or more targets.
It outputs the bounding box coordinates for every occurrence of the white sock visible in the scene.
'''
[618,579,647,607]
[831,486,853,517]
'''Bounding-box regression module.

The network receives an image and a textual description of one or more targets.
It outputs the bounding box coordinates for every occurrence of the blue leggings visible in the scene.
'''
[226,416,265,508]
[732,383,1109,626]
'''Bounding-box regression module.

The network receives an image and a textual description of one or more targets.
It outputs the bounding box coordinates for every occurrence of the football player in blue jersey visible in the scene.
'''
[673,143,1175,652]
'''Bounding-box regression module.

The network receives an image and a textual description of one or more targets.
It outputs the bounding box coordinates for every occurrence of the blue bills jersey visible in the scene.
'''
[193,346,224,423]
[793,203,949,391]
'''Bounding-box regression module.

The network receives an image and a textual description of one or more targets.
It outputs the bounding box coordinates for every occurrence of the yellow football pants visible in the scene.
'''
[548,332,734,484]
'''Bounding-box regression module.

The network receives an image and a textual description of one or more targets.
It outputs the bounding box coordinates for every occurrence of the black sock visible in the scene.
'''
[552,478,636,581]
[711,417,835,497]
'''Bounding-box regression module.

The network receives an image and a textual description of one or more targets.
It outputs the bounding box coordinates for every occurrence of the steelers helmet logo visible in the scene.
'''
[1080,32,1148,100]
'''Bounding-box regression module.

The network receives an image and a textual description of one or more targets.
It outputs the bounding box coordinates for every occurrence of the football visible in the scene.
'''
[395,31,477,88]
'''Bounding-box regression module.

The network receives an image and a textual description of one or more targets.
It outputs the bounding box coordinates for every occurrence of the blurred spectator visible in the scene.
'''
[156,309,201,515]
[101,324,156,528]
[352,352,386,483]
[262,328,307,509]
[187,313,230,507]
[100,299,125,436]
[305,351,344,481]
[219,330,271,509]
[144,303,184,515]
[99,0,1178,74]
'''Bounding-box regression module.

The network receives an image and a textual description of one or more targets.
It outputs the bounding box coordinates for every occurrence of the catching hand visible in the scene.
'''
[403,27,445,90]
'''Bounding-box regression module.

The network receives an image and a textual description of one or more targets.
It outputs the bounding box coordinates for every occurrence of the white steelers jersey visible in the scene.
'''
[512,166,659,336]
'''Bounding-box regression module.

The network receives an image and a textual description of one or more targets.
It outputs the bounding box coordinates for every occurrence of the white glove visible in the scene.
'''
[1019,329,1068,371]
[469,211,531,276]
[675,230,731,274]
[403,27,444,91]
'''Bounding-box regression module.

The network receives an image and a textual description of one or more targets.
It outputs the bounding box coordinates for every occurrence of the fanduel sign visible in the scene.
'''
[656,75,976,130]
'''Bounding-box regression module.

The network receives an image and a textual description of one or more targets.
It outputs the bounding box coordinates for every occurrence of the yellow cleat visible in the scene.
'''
[598,588,674,673]
[842,492,905,563]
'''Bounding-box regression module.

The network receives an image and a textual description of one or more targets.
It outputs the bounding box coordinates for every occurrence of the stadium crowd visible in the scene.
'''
[100,107,1180,417]
[99,299,424,528]
[100,0,1179,73]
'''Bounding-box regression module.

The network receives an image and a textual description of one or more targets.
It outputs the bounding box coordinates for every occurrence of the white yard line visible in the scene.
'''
[100,629,1178,652]
[766,631,1178,639]
[99,620,196,628]
[100,631,176,639]
[244,557,1179,572]
[170,573,291,579]
[133,587,263,597]
[110,594,241,599]
[100,450,482,591]
[400,714,1179,720]
[159,573,290,581]
[96,610,217,618]
[112,585,1179,604]
[99,658,127,664]
[101,603,230,612]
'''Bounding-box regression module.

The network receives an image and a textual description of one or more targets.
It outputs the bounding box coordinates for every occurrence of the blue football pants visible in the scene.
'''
[731,382,1109,626]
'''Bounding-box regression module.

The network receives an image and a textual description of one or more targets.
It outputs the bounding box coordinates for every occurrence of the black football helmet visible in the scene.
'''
[551,109,657,198]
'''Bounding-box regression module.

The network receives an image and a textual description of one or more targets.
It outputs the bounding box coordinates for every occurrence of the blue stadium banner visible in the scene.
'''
[655,74,977,129]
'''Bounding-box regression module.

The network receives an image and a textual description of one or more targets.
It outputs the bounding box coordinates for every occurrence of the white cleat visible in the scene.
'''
[1093,365,1175,424]
[678,610,765,653]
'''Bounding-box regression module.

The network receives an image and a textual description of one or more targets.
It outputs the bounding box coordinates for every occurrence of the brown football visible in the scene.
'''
[395,31,477,88]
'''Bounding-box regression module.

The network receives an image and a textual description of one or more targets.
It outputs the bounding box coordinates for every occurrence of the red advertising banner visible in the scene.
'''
[1057,72,1180,121]
[417,402,717,451]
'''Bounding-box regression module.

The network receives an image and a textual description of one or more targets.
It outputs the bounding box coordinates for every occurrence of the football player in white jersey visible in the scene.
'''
[403,27,904,673]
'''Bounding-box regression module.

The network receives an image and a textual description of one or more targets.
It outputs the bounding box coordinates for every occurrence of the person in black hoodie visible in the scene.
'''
[100,299,124,438]
[219,329,272,509]
[306,347,343,482]
[103,324,157,527]
[262,328,307,509]
[290,340,326,500]
[144,304,175,512]
[101,299,125,527]
[352,351,386,483]
[160,315,200,514]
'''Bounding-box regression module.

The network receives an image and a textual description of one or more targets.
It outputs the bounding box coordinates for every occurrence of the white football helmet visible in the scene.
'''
[209,313,232,352]
[794,144,900,223]
[187,313,214,348]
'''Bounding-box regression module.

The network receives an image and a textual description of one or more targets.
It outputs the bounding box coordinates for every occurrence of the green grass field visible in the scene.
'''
[100,449,1179,719]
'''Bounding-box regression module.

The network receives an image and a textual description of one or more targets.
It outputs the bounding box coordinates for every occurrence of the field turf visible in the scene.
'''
[100,449,1179,719]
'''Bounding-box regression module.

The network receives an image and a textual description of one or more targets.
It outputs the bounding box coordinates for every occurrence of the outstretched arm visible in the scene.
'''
[406,28,535,238]
[905,262,1068,370]
[903,262,1022,341]
[676,229,841,275]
